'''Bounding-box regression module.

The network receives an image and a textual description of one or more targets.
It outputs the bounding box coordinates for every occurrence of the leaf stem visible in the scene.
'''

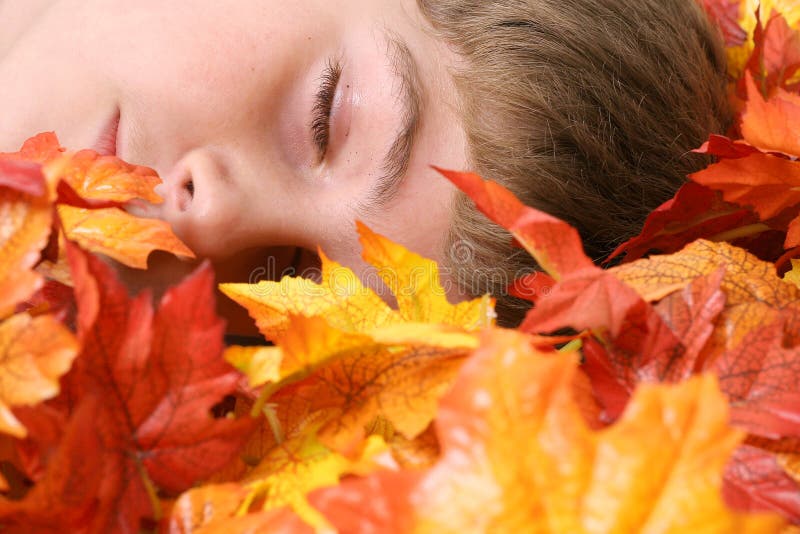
[263,403,285,445]
[558,338,583,353]
[250,382,280,418]
[133,455,162,522]
[709,223,771,243]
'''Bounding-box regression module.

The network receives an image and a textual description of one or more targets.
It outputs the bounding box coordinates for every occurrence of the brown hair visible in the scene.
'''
[418,0,732,326]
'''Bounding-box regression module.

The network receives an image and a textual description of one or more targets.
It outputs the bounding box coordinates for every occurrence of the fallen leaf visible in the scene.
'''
[221,223,491,342]
[0,244,254,532]
[43,150,162,204]
[607,182,757,263]
[689,152,800,222]
[0,132,65,165]
[263,329,784,533]
[0,398,104,533]
[0,180,52,318]
[741,72,800,157]
[702,0,748,46]
[742,9,800,94]
[0,313,77,438]
[58,205,194,269]
[434,168,595,280]
[250,313,475,456]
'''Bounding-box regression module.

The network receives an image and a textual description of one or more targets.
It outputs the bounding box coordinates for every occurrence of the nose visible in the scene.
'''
[158,148,243,258]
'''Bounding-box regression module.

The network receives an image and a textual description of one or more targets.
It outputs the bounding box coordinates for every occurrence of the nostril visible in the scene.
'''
[176,177,194,212]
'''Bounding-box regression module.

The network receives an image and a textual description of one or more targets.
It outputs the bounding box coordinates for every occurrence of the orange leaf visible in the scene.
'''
[0,132,65,165]
[690,152,800,221]
[741,72,800,157]
[435,168,595,280]
[58,205,194,269]
[265,329,783,532]
[44,149,162,204]
[0,180,52,318]
[0,313,77,438]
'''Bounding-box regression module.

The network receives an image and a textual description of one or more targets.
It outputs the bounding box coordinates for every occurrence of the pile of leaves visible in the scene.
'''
[1,1,800,532]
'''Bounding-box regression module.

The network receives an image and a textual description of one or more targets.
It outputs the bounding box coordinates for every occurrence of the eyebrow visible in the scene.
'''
[359,31,423,211]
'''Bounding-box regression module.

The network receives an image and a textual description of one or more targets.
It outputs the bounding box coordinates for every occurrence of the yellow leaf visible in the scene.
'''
[220,223,492,342]
[258,329,783,533]
[613,239,800,352]
[784,259,800,290]
[58,205,194,269]
[356,221,486,326]
[0,313,78,438]
[223,346,281,389]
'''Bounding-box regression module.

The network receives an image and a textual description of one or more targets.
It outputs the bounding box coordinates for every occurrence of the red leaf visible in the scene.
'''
[690,151,800,220]
[1,243,254,533]
[0,398,104,533]
[724,444,800,522]
[701,0,747,47]
[607,182,756,263]
[714,320,800,439]
[435,167,594,279]
[742,10,800,96]
[0,132,65,165]
[0,160,46,197]
[694,134,762,159]
[506,271,556,302]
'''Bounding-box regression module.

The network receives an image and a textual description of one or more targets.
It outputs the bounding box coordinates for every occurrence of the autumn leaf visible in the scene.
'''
[689,152,800,223]
[221,222,491,341]
[703,0,748,46]
[723,2,800,87]
[0,313,77,439]
[606,182,758,263]
[237,313,474,457]
[741,8,800,94]
[0,164,53,318]
[0,398,105,533]
[260,329,784,533]
[58,205,194,269]
[222,224,484,463]
[741,71,800,156]
[435,168,594,280]
[44,149,162,204]
[170,434,391,533]
[0,244,254,533]
[0,132,65,165]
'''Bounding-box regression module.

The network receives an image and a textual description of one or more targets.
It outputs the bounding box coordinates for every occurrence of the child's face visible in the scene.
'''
[0,0,467,296]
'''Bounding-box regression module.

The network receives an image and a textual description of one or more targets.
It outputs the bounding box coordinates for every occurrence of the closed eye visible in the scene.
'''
[311,58,342,161]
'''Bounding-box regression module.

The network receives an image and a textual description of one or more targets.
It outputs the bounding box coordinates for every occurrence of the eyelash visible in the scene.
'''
[311,59,343,160]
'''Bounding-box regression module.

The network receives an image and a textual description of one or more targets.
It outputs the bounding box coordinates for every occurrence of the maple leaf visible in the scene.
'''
[1,133,195,271]
[724,2,800,87]
[0,313,77,438]
[43,149,162,204]
[0,243,254,533]
[221,222,491,341]
[0,132,66,165]
[434,168,594,280]
[702,0,748,46]
[169,434,392,533]
[58,205,194,269]
[257,329,784,533]
[741,8,800,95]
[606,181,758,263]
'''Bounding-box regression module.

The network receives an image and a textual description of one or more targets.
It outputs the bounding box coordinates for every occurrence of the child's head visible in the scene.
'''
[0,0,730,326]
[419,0,731,324]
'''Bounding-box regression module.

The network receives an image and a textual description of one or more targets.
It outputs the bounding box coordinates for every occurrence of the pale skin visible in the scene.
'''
[0,0,469,333]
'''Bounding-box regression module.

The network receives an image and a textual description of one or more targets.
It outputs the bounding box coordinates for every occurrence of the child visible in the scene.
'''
[0,0,730,328]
